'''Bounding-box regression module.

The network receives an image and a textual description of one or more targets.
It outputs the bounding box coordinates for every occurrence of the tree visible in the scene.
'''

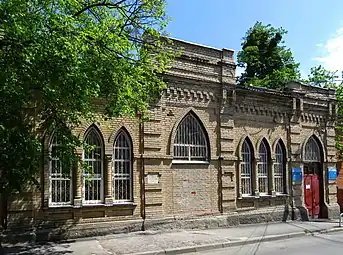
[304,65,343,159]
[304,65,338,88]
[0,0,174,231]
[237,21,300,89]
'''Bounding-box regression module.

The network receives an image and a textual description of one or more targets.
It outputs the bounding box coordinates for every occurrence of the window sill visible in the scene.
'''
[275,193,289,197]
[172,160,209,165]
[259,194,272,198]
[45,202,137,210]
[82,203,105,207]
[238,194,288,200]
[238,195,256,200]
[111,202,137,206]
[48,204,73,208]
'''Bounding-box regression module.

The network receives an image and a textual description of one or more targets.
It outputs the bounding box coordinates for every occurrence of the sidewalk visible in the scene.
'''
[3,220,343,255]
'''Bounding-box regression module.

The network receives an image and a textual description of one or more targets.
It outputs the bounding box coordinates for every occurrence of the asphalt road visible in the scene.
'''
[191,231,343,255]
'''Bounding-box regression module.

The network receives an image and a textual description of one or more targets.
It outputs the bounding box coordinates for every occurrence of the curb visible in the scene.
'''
[131,227,343,255]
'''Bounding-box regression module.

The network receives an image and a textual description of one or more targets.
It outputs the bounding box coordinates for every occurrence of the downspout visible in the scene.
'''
[139,114,146,230]
[324,118,329,206]
[217,90,223,214]
[287,113,294,220]
[41,136,45,208]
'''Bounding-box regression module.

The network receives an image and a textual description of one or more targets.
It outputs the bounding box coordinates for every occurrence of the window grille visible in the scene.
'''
[304,136,321,162]
[49,136,71,206]
[173,113,208,162]
[274,141,285,194]
[113,130,132,202]
[241,139,252,195]
[257,140,269,194]
[83,128,103,204]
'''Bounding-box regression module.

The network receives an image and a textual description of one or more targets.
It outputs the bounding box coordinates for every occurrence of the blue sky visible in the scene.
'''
[165,0,343,78]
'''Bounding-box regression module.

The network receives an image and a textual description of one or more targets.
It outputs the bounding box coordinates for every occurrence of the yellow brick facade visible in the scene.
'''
[5,38,340,240]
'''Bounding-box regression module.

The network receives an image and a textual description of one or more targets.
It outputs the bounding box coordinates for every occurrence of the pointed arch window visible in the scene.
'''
[274,140,286,194]
[113,130,132,202]
[304,136,321,162]
[173,113,209,162]
[83,128,104,204]
[257,139,270,195]
[241,139,253,196]
[49,135,72,206]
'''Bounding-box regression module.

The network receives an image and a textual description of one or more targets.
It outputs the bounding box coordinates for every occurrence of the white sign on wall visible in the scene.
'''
[147,173,160,184]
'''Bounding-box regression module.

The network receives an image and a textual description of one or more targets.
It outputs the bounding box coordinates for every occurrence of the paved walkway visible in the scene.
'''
[3,220,343,255]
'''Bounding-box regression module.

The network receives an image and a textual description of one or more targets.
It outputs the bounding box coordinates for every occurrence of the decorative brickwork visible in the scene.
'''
[5,38,340,239]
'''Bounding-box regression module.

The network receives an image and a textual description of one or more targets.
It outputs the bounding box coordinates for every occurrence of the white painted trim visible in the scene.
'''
[172,160,209,164]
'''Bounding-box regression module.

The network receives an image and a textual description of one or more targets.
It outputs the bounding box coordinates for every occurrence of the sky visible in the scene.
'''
[165,0,343,79]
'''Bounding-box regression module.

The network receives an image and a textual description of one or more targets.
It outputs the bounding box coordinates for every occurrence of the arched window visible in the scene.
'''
[241,139,253,195]
[113,130,132,202]
[49,135,72,206]
[304,136,321,162]
[257,139,270,194]
[274,140,286,194]
[173,113,209,162]
[83,127,103,204]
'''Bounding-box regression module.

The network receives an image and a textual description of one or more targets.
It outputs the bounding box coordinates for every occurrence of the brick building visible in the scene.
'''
[6,38,340,240]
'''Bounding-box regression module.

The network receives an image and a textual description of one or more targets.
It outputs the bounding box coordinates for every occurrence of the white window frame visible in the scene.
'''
[48,136,72,207]
[241,139,252,196]
[274,141,285,194]
[173,113,209,163]
[257,140,269,195]
[82,128,104,205]
[113,130,133,203]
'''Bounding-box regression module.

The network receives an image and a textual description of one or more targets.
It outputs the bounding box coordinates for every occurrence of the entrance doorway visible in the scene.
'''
[303,136,325,219]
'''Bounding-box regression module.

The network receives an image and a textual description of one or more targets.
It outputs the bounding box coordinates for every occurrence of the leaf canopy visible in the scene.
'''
[0,0,173,204]
[237,21,300,89]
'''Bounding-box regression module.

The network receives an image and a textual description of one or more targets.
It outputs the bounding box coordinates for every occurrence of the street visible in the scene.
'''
[3,229,343,255]
[191,231,343,255]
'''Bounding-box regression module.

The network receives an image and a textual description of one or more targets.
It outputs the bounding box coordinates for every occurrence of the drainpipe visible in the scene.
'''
[324,120,329,207]
[218,90,223,214]
[41,134,46,207]
[139,114,146,230]
[287,114,295,220]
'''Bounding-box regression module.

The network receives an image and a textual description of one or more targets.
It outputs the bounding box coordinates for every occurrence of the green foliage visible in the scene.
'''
[237,21,300,89]
[0,0,173,226]
[303,65,338,88]
[304,65,343,159]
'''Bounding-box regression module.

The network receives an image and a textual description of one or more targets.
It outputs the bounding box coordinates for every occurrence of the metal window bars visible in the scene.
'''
[83,128,103,204]
[113,131,132,202]
[173,113,208,161]
[274,142,285,194]
[304,136,321,162]
[49,136,72,206]
[258,140,269,194]
[241,139,252,195]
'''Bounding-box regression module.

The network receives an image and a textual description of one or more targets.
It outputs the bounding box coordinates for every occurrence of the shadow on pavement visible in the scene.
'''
[1,242,73,255]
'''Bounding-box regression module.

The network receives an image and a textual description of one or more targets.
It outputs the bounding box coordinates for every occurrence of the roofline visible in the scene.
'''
[288,80,336,92]
[168,36,235,53]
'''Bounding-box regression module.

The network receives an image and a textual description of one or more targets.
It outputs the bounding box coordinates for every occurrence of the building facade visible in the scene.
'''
[6,38,340,240]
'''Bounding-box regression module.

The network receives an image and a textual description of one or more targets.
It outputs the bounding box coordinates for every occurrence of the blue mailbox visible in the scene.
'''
[292,167,302,182]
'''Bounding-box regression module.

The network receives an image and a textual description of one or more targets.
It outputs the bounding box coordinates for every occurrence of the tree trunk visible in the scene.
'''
[0,234,4,255]
[0,194,8,230]
[0,193,7,255]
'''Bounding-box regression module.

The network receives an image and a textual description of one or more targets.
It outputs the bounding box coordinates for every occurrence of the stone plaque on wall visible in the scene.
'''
[147,173,160,184]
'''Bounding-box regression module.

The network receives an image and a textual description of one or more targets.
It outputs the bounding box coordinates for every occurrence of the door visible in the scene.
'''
[304,163,321,219]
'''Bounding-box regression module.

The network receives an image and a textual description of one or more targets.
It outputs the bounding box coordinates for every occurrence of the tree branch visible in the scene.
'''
[73,0,127,17]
